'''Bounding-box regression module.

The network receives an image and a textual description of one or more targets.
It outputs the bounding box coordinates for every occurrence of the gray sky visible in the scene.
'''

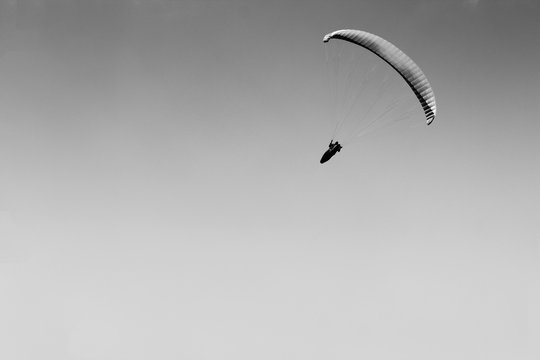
[1,1,539,359]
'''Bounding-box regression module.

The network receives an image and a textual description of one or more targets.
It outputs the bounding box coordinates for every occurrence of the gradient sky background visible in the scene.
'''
[1,1,539,359]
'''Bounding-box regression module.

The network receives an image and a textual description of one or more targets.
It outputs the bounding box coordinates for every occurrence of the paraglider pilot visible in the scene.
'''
[320,140,342,164]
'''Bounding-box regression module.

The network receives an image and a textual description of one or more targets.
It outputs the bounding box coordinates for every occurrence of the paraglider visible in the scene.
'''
[320,141,342,164]
[319,29,437,164]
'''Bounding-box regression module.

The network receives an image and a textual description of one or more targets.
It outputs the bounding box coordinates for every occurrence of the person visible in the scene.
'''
[320,140,342,164]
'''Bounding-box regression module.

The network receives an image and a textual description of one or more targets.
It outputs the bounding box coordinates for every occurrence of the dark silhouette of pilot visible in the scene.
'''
[320,140,342,164]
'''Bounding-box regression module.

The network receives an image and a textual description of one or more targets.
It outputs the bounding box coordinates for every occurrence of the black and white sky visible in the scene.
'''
[0,1,539,359]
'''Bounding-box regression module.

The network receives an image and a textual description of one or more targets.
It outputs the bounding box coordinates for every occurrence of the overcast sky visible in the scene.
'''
[0,1,539,359]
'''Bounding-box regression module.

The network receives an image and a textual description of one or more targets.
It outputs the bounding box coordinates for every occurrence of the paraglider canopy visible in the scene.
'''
[323,29,437,125]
